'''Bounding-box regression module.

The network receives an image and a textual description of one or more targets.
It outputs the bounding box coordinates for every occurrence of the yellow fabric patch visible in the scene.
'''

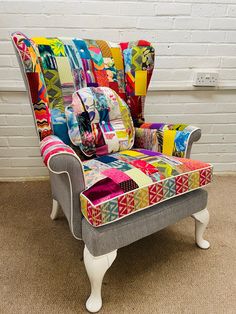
[55,57,73,84]
[135,70,147,96]
[80,197,88,218]
[125,168,153,187]
[134,187,149,209]
[120,150,144,157]
[110,47,123,70]
[32,37,50,45]
[173,124,188,131]
[163,130,176,156]
[116,130,127,139]
[189,172,199,189]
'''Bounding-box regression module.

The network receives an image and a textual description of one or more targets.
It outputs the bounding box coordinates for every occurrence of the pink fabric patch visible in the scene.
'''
[83,177,123,205]
[102,168,131,183]
[41,140,63,155]
[44,147,74,165]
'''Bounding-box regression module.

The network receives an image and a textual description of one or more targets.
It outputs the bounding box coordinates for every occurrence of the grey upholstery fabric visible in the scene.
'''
[49,154,85,239]
[185,128,201,158]
[82,189,208,256]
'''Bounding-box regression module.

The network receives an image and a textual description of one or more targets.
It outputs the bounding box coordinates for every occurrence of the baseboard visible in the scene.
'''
[0,176,49,182]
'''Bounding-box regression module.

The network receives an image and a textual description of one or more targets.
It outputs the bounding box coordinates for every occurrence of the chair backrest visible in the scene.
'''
[11,32,155,144]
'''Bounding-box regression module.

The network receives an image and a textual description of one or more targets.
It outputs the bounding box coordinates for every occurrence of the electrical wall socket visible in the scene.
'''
[193,72,219,87]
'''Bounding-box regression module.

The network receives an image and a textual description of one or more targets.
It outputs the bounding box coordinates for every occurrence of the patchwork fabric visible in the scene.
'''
[134,123,200,157]
[40,135,77,166]
[12,33,52,140]
[80,149,213,227]
[12,32,155,145]
[65,87,134,157]
[120,41,155,126]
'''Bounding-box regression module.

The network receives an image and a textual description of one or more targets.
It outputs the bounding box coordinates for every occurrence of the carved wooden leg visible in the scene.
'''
[84,245,117,313]
[50,199,60,220]
[192,208,210,249]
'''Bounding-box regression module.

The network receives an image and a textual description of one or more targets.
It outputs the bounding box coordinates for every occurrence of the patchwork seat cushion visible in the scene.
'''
[80,149,213,227]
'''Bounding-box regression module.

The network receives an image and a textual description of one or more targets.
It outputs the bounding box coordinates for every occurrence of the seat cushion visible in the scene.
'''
[65,86,135,157]
[80,149,213,227]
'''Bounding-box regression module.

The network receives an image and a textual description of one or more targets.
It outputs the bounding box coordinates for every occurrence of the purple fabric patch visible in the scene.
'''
[148,123,165,129]
[136,149,163,156]
[83,177,123,205]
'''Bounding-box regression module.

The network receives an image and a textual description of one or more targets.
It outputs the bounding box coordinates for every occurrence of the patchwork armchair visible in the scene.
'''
[12,32,212,313]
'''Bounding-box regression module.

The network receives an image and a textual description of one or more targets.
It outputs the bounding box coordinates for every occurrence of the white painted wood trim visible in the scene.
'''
[192,207,210,250]
[84,245,117,313]
[50,199,60,220]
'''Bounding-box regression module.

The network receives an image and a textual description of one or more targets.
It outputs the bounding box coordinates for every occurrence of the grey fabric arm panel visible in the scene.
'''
[185,128,201,158]
[48,154,85,239]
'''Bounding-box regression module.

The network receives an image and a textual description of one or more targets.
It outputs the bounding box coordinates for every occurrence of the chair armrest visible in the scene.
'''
[40,135,85,239]
[134,123,201,158]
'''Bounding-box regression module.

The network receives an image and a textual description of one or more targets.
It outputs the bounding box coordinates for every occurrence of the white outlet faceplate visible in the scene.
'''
[193,72,219,87]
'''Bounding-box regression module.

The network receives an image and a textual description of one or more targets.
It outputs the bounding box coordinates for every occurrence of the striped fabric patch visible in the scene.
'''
[40,135,76,165]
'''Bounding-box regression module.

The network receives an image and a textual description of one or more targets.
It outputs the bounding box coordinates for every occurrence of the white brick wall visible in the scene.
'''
[0,0,236,179]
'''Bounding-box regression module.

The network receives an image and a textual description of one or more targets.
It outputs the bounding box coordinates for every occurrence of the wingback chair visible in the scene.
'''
[12,32,212,313]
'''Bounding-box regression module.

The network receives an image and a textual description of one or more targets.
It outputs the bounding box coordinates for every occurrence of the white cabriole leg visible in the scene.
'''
[50,199,60,220]
[84,245,117,313]
[192,208,210,249]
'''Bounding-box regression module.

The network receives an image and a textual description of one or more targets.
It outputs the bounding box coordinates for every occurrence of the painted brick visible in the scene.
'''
[221,57,236,68]
[210,18,236,30]
[174,17,209,30]
[191,31,226,43]
[227,5,236,17]
[137,17,174,30]
[155,3,191,16]
[226,31,236,43]
[191,4,227,17]
[120,2,156,16]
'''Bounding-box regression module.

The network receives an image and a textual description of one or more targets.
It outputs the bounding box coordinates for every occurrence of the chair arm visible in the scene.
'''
[134,123,201,158]
[40,135,85,239]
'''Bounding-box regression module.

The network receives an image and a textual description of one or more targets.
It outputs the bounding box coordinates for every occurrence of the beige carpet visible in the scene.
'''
[0,176,235,314]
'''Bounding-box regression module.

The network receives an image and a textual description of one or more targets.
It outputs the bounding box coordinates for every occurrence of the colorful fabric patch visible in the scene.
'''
[40,135,76,165]
[12,32,52,140]
[80,149,213,227]
[134,123,200,158]
[120,41,155,126]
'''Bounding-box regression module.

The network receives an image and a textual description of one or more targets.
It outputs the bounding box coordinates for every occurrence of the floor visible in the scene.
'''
[0,176,235,314]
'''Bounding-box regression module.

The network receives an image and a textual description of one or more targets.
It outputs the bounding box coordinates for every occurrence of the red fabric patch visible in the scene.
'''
[118,194,128,217]
[148,184,158,205]
[138,40,151,46]
[119,42,129,51]
[109,82,119,93]
[95,70,109,87]
[129,159,158,175]
[26,72,40,103]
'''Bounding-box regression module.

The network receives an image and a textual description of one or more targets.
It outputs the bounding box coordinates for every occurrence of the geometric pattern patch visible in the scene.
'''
[81,149,213,227]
